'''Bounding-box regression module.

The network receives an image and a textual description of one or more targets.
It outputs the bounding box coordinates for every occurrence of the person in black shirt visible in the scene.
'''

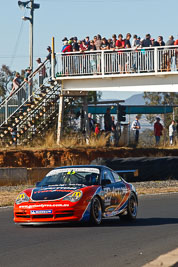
[46,45,56,77]
[101,38,110,50]
[72,37,79,74]
[88,40,96,51]
[46,46,52,62]
[153,36,165,47]
[124,33,132,73]
[142,34,152,47]
[124,33,131,48]
[104,108,112,132]
[72,37,79,52]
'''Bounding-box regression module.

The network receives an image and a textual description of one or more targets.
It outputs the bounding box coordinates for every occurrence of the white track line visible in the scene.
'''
[142,248,178,267]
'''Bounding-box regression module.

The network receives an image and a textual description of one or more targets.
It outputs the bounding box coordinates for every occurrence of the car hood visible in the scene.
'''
[31,185,84,201]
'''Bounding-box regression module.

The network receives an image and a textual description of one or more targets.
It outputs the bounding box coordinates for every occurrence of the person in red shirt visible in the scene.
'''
[95,123,101,136]
[61,40,72,75]
[116,34,125,49]
[174,39,178,71]
[154,117,163,145]
[79,40,88,52]
[116,34,125,73]
[62,41,72,53]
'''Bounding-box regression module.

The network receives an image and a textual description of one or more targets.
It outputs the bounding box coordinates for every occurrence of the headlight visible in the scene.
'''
[62,190,83,202]
[16,192,30,205]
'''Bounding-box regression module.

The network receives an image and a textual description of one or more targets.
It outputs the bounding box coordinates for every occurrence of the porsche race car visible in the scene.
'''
[14,165,138,225]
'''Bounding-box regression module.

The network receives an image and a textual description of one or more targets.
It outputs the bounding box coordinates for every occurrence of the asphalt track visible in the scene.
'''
[0,194,178,267]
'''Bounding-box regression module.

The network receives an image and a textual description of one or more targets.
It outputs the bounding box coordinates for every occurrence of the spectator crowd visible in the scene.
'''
[60,34,178,75]
[89,110,178,147]
[61,34,178,52]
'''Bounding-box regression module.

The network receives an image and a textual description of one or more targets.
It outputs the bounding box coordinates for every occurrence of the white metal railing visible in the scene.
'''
[56,45,178,77]
[0,59,51,126]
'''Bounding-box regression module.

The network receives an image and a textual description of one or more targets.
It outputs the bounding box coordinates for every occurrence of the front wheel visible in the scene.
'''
[119,193,138,221]
[90,196,102,225]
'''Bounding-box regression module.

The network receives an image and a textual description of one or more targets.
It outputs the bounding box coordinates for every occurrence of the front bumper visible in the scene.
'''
[14,201,90,224]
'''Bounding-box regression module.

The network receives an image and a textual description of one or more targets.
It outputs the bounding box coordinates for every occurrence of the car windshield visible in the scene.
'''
[38,167,100,187]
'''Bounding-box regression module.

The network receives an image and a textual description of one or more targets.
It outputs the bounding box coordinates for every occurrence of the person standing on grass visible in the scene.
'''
[131,116,141,145]
[154,117,163,145]
[88,113,96,133]
[104,108,112,132]
[95,123,101,137]
[169,120,176,145]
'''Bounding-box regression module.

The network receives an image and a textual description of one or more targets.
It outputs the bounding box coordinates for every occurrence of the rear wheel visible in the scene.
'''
[119,193,138,221]
[90,196,102,225]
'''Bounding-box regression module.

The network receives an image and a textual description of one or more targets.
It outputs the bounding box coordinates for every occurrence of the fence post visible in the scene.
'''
[154,47,158,73]
[101,50,105,76]
[52,37,55,80]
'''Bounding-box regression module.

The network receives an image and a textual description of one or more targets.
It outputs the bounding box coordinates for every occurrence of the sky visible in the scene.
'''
[1,0,178,100]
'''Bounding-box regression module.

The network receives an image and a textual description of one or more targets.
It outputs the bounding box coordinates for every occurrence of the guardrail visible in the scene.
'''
[56,45,178,77]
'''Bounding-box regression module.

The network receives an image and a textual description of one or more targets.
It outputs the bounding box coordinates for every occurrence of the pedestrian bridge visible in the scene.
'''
[55,46,178,92]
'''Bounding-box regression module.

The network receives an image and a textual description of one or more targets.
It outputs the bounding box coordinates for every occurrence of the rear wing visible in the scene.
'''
[116,169,139,177]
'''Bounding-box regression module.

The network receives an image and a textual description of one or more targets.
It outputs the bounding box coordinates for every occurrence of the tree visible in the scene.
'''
[143,92,178,127]
[0,65,14,100]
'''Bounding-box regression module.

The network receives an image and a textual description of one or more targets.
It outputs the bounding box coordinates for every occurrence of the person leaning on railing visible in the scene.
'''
[61,38,72,75]
[11,72,21,96]
[88,40,97,74]
[174,39,178,71]
[24,68,32,100]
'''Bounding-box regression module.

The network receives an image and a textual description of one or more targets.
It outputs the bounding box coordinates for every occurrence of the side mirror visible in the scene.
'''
[36,182,40,187]
[101,179,111,186]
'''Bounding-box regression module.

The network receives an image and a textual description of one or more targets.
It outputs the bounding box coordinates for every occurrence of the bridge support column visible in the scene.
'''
[57,92,64,145]
[83,96,89,143]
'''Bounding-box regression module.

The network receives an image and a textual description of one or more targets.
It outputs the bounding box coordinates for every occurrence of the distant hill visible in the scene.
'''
[125,93,145,105]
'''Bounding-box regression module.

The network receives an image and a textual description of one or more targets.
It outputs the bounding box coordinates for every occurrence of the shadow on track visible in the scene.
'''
[18,217,178,229]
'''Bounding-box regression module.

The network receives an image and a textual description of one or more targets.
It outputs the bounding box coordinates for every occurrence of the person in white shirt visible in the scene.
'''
[131,116,141,145]
[169,120,176,145]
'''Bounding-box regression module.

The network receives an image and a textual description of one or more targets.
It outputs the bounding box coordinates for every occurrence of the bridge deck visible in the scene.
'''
[55,46,178,92]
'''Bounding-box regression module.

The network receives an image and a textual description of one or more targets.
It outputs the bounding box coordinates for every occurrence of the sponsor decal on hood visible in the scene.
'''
[31,186,83,201]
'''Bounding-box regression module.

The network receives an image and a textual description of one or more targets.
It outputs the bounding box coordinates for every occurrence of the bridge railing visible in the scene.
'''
[56,45,178,77]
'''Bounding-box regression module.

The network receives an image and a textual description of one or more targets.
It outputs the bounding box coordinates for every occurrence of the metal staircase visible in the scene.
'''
[0,60,61,146]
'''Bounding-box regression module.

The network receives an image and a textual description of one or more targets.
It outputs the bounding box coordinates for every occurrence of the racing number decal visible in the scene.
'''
[67,170,76,175]
[72,192,82,198]
[16,193,25,200]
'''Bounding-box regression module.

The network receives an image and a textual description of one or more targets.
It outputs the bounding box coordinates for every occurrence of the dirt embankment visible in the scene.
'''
[0,147,178,167]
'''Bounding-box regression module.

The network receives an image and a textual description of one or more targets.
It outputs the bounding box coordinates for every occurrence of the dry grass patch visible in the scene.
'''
[0,185,33,207]
[87,135,110,148]
[137,187,178,195]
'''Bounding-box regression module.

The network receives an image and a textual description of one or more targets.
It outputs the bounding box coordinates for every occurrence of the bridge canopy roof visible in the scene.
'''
[87,105,173,114]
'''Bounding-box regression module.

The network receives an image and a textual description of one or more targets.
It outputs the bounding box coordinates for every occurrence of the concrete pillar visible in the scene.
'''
[57,92,64,145]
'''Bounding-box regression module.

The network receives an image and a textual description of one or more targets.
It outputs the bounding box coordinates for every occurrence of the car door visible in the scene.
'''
[111,171,129,203]
[102,170,128,217]
[101,169,118,216]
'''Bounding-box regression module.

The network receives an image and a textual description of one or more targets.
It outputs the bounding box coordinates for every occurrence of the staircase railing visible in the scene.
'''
[0,59,51,126]
[0,77,61,146]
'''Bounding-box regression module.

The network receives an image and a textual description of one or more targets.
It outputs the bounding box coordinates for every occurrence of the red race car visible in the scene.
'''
[14,165,138,225]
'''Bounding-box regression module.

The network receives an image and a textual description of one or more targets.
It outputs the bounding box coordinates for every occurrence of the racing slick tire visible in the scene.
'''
[119,193,138,221]
[90,196,102,225]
